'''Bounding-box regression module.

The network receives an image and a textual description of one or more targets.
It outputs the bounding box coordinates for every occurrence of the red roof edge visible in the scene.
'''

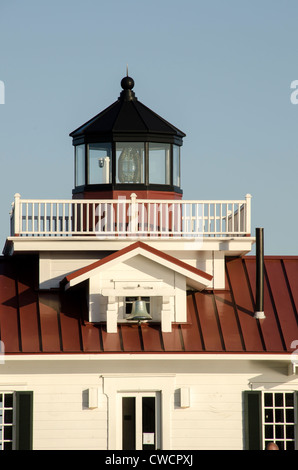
[61,241,213,287]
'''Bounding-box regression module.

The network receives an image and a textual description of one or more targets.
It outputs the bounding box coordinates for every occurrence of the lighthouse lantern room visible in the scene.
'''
[70,75,185,201]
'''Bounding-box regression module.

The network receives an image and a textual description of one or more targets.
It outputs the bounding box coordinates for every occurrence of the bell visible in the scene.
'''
[126,297,152,322]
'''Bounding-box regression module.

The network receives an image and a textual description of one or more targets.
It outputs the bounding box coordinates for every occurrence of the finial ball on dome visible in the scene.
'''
[121,76,134,90]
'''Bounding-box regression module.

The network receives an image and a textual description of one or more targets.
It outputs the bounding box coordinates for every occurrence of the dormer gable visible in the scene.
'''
[60,241,212,333]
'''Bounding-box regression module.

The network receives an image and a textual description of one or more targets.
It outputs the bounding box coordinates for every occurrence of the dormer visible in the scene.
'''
[60,242,212,332]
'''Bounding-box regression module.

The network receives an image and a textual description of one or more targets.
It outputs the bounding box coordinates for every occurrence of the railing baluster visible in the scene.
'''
[85,202,89,233]
[32,203,35,234]
[147,202,151,234]
[56,203,58,234]
[91,202,94,234]
[25,202,27,233]
[37,203,40,233]
[61,203,63,233]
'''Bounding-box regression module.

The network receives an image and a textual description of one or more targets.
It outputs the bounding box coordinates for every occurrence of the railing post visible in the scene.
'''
[13,193,21,236]
[245,194,252,235]
[9,203,14,236]
[129,193,138,234]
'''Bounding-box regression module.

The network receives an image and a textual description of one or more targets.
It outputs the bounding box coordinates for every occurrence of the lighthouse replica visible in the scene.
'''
[3,75,296,453]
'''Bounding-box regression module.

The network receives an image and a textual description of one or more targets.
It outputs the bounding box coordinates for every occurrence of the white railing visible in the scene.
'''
[10,193,251,238]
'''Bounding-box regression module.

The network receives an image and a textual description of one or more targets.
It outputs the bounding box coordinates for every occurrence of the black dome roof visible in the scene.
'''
[70,76,186,146]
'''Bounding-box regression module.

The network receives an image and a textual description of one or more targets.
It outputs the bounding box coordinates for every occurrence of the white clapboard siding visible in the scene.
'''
[0,359,296,450]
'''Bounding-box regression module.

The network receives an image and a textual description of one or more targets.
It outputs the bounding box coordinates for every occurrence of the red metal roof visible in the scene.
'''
[0,254,298,355]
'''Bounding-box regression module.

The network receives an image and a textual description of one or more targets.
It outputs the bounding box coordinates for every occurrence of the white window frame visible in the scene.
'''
[262,391,297,450]
[120,391,161,450]
[0,392,14,450]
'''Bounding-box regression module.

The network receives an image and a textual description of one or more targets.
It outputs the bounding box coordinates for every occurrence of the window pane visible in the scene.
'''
[122,397,136,450]
[149,143,170,184]
[275,409,284,423]
[286,441,295,450]
[275,393,283,407]
[286,393,294,407]
[173,145,180,187]
[264,393,273,407]
[117,142,144,183]
[265,409,273,422]
[265,425,273,439]
[286,408,294,423]
[275,425,284,439]
[286,425,295,439]
[88,143,112,184]
[4,410,12,424]
[4,395,12,408]
[142,397,155,450]
[4,426,12,441]
[276,441,284,450]
[75,145,85,186]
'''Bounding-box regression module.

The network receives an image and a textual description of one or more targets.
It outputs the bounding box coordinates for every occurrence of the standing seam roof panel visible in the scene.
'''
[226,258,264,352]
[0,263,20,352]
[244,258,286,352]
[214,290,245,352]
[265,259,298,352]
[194,292,223,351]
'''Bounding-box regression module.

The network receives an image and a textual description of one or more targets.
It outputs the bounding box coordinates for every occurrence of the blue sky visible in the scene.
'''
[0,0,297,254]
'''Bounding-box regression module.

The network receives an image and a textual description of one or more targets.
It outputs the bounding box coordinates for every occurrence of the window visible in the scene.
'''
[121,392,160,450]
[88,143,112,184]
[244,390,297,450]
[0,391,34,450]
[173,145,180,187]
[116,142,145,183]
[0,393,13,450]
[263,392,295,450]
[75,144,85,186]
[149,143,170,184]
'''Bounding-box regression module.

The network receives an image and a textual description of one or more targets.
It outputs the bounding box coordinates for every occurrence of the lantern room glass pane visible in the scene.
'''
[88,143,112,184]
[149,143,170,185]
[75,144,85,186]
[116,142,144,184]
[173,145,180,187]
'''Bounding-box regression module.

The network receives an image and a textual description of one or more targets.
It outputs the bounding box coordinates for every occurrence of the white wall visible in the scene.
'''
[1,357,297,450]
